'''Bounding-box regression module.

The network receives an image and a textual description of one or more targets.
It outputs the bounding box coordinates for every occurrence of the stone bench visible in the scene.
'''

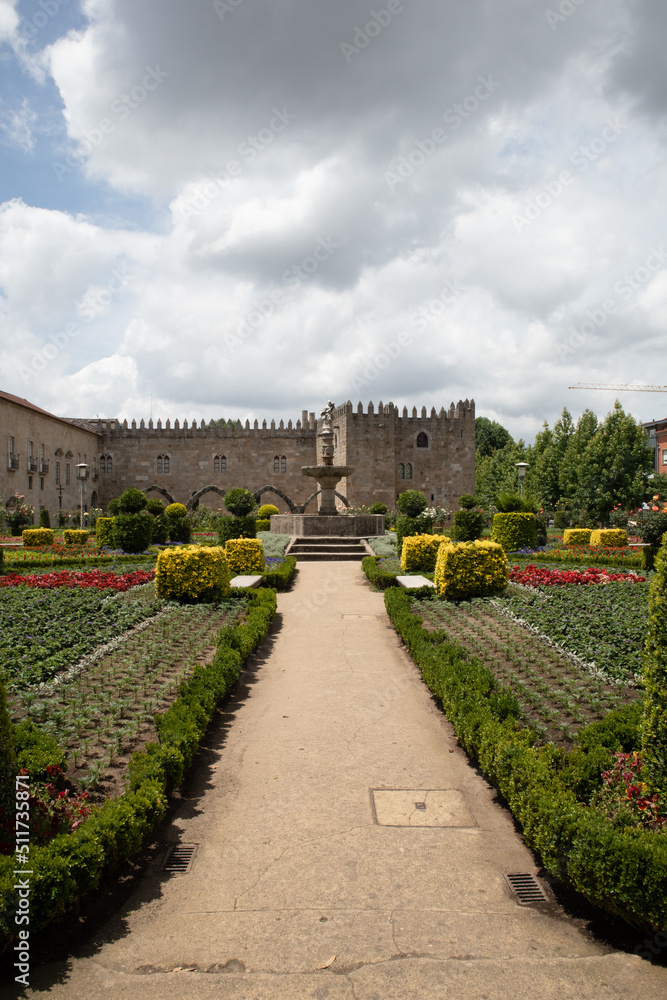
[230,575,264,589]
[396,575,436,589]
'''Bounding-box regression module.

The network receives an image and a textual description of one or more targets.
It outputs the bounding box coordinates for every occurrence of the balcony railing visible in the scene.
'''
[8,456,19,471]
[40,461,49,474]
[27,458,38,472]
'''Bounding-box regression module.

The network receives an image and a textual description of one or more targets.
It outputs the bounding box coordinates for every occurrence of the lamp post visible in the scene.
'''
[76,463,89,529]
[515,462,529,499]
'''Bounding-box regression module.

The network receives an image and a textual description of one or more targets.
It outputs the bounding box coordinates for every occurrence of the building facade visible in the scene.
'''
[644,417,667,475]
[1,391,476,517]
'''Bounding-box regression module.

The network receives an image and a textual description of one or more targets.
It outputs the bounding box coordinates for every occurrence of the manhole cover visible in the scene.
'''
[505,873,548,904]
[371,789,476,827]
[163,844,198,874]
[342,614,381,620]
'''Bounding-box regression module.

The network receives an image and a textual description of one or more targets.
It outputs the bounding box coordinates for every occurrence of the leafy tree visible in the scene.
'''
[557,408,599,509]
[527,408,574,508]
[475,417,513,457]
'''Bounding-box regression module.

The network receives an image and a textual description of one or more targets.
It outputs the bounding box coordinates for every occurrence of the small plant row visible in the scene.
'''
[0,569,154,591]
[385,587,667,931]
[519,546,644,570]
[508,563,645,588]
[0,587,277,948]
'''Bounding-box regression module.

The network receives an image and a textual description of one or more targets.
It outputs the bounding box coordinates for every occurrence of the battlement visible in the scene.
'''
[334,399,475,419]
[93,415,317,439]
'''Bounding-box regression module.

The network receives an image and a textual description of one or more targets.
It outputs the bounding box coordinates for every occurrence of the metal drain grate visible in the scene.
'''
[163,844,198,875]
[505,873,548,904]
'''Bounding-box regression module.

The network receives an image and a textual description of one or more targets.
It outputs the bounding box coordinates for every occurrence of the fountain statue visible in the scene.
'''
[300,400,353,515]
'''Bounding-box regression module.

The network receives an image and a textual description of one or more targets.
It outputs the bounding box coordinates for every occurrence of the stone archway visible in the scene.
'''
[297,489,350,513]
[144,485,176,505]
[186,485,228,511]
[252,485,298,512]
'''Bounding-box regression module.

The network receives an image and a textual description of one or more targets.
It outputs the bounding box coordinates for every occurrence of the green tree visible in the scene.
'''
[527,408,574,508]
[558,408,599,507]
[475,417,513,457]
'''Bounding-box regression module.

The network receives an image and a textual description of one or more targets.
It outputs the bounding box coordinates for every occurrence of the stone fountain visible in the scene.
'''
[270,401,385,537]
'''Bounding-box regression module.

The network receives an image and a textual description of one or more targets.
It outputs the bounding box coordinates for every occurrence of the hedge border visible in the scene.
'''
[0,587,277,950]
[362,556,400,590]
[260,555,297,591]
[384,587,667,931]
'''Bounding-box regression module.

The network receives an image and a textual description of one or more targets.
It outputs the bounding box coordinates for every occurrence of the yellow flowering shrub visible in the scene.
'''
[165,503,188,519]
[590,528,628,548]
[96,517,115,548]
[225,537,265,575]
[400,534,445,573]
[563,528,592,546]
[63,529,90,546]
[21,528,55,547]
[156,545,230,602]
[434,540,508,600]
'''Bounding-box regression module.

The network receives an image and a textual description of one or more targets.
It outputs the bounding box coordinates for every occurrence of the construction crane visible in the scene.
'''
[569,383,667,392]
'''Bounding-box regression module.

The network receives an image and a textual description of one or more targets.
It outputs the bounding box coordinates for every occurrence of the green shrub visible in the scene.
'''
[458,494,477,510]
[218,514,257,544]
[150,514,169,544]
[0,680,16,815]
[255,518,271,532]
[395,512,434,554]
[535,515,548,547]
[451,508,485,542]
[642,546,659,573]
[401,534,444,573]
[145,498,166,516]
[0,548,4,575]
[224,488,256,516]
[260,555,297,590]
[12,721,65,780]
[563,528,593,546]
[642,535,667,810]
[112,511,153,554]
[637,510,667,547]
[257,503,280,519]
[38,508,51,529]
[106,498,121,516]
[63,529,90,546]
[491,512,536,551]
[496,492,525,513]
[397,490,428,517]
[369,502,388,515]
[95,517,115,549]
[22,528,55,547]
[164,503,192,543]
[434,539,508,600]
[116,488,148,514]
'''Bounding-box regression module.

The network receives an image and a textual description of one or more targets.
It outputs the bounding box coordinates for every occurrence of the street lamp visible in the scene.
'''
[76,463,89,529]
[515,461,529,499]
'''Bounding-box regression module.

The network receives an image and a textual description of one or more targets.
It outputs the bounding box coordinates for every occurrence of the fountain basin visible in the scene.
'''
[270,514,385,536]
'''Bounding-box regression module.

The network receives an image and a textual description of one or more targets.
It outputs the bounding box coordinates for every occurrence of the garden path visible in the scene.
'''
[21,562,667,999]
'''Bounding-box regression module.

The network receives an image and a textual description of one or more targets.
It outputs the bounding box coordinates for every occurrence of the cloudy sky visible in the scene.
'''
[0,0,666,440]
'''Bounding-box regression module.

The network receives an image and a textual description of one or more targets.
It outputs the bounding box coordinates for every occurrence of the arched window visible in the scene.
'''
[416,432,429,448]
[157,454,170,474]
[214,455,227,473]
[280,455,286,473]
[274,456,280,473]
[398,463,404,480]
[107,455,112,473]
[405,463,413,480]
[100,456,106,474]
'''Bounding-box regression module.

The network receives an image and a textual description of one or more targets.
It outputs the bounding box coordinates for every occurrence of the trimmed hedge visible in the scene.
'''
[155,545,230,602]
[225,537,265,575]
[218,515,257,545]
[401,534,444,573]
[385,587,667,930]
[260,555,297,590]
[112,511,152,554]
[255,518,271,532]
[362,556,400,590]
[62,529,90,546]
[563,528,593,546]
[0,588,276,947]
[491,512,536,552]
[21,528,54,547]
[434,540,508,600]
[590,528,628,548]
[95,517,115,549]
[642,535,667,809]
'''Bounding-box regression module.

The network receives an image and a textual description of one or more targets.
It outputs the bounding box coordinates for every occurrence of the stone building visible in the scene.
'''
[1,390,475,517]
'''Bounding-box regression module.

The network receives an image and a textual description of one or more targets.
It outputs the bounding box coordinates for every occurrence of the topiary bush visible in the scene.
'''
[400,534,444,573]
[563,528,592,546]
[224,488,256,517]
[218,514,257,545]
[116,488,148,514]
[642,534,667,811]
[491,512,536,552]
[255,518,271,532]
[22,528,54,547]
[111,512,152,553]
[165,503,192,544]
[150,515,169,544]
[395,512,434,554]
[637,510,667,548]
[225,538,265,575]
[397,490,428,518]
[457,494,477,510]
[155,545,231,603]
[434,539,508,600]
[63,529,90,546]
[590,528,628,548]
[257,503,280,519]
[369,502,388,515]
[451,508,485,542]
[95,517,115,549]
[145,498,166,516]
[38,508,51,529]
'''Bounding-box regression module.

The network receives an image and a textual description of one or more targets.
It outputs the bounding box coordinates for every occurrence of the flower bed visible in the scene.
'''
[520,545,643,569]
[0,569,155,591]
[509,564,645,588]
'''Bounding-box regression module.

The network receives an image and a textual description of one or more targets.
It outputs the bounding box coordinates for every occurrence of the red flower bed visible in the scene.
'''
[509,564,645,588]
[0,568,155,591]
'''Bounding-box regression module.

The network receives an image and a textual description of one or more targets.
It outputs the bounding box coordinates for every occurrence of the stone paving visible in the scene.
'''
[17,562,667,999]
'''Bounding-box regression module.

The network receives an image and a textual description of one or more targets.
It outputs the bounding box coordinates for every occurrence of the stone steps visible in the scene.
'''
[287,536,369,561]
